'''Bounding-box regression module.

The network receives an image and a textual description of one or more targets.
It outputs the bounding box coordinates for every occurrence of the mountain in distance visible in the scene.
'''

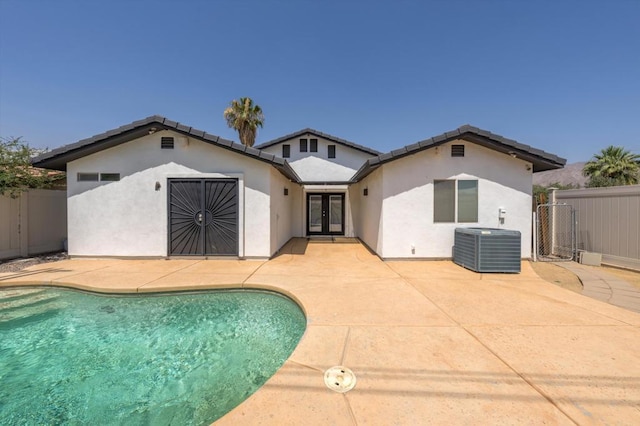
[533,162,587,188]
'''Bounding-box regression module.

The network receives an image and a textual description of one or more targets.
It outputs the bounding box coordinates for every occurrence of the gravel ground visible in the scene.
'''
[0,252,69,273]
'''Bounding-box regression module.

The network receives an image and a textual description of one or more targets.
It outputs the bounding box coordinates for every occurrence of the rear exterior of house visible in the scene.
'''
[32,116,565,260]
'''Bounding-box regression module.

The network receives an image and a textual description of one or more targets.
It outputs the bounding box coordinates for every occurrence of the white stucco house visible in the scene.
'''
[33,115,565,259]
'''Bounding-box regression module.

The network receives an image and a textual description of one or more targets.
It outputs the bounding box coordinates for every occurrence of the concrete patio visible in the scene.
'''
[1,239,639,425]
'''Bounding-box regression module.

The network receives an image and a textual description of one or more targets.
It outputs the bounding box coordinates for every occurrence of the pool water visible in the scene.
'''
[0,287,306,425]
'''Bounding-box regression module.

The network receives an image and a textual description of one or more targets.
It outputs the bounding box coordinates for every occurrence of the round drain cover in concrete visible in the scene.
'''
[324,366,356,393]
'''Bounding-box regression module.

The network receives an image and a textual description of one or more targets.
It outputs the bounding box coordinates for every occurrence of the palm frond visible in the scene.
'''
[223,97,264,147]
[583,145,640,186]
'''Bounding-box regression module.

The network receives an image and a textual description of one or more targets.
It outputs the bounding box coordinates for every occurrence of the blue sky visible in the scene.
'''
[1,0,638,164]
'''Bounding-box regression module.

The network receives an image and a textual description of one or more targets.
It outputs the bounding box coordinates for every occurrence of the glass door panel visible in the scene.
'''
[329,195,343,233]
[308,195,323,233]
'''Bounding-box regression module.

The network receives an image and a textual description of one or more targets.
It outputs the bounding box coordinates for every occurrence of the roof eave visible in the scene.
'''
[349,127,566,181]
[459,133,565,172]
[31,123,161,171]
[30,116,304,182]
[350,160,380,183]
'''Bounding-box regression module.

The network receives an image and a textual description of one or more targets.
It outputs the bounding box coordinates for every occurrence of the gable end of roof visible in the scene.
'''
[31,115,301,182]
[351,125,566,182]
[255,128,382,156]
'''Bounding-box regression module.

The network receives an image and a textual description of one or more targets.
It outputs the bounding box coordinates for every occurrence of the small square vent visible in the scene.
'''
[451,144,465,157]
[161,137,174,149]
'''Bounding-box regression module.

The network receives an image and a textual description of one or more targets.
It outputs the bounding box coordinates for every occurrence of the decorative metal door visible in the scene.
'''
[307,193,344,235]
[168,179,238,256]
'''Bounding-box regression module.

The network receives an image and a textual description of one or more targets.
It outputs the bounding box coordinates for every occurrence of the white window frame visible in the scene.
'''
[433,179,478,223]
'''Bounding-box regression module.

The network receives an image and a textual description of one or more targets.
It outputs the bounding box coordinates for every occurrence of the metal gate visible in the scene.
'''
[168,179,238,256]
[535,203,576,261]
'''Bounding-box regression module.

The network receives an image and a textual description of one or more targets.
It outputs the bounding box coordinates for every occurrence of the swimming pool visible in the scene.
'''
[0,287,306,425]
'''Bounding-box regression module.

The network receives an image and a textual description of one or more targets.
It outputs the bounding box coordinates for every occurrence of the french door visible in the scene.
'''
[307,193,345,235]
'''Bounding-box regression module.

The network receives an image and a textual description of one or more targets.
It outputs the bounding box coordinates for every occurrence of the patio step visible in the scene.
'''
[0,288,47,303]
[0,290,60,312]
[0,289,66,327]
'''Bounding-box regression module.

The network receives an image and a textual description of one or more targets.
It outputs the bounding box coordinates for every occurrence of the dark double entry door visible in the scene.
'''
[168,178,238,256]
[307,193,345,235]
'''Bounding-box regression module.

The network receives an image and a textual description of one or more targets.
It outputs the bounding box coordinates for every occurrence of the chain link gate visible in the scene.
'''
[535,203,576,261]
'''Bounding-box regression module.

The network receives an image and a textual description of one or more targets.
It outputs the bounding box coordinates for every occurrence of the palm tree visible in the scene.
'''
[223,97,265,147]
[582,146,640,187]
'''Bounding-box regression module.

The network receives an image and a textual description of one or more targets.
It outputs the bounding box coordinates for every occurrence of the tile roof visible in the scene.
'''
[351,124,566,182]
[31,117,565,186]
[31,115,301,182]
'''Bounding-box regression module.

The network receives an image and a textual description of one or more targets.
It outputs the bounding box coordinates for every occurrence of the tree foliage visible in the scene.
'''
[0,136,61,198]
[585,175,626,188]
[582,145,640,187]
[223,97,265,147]
[533,182,579,209]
